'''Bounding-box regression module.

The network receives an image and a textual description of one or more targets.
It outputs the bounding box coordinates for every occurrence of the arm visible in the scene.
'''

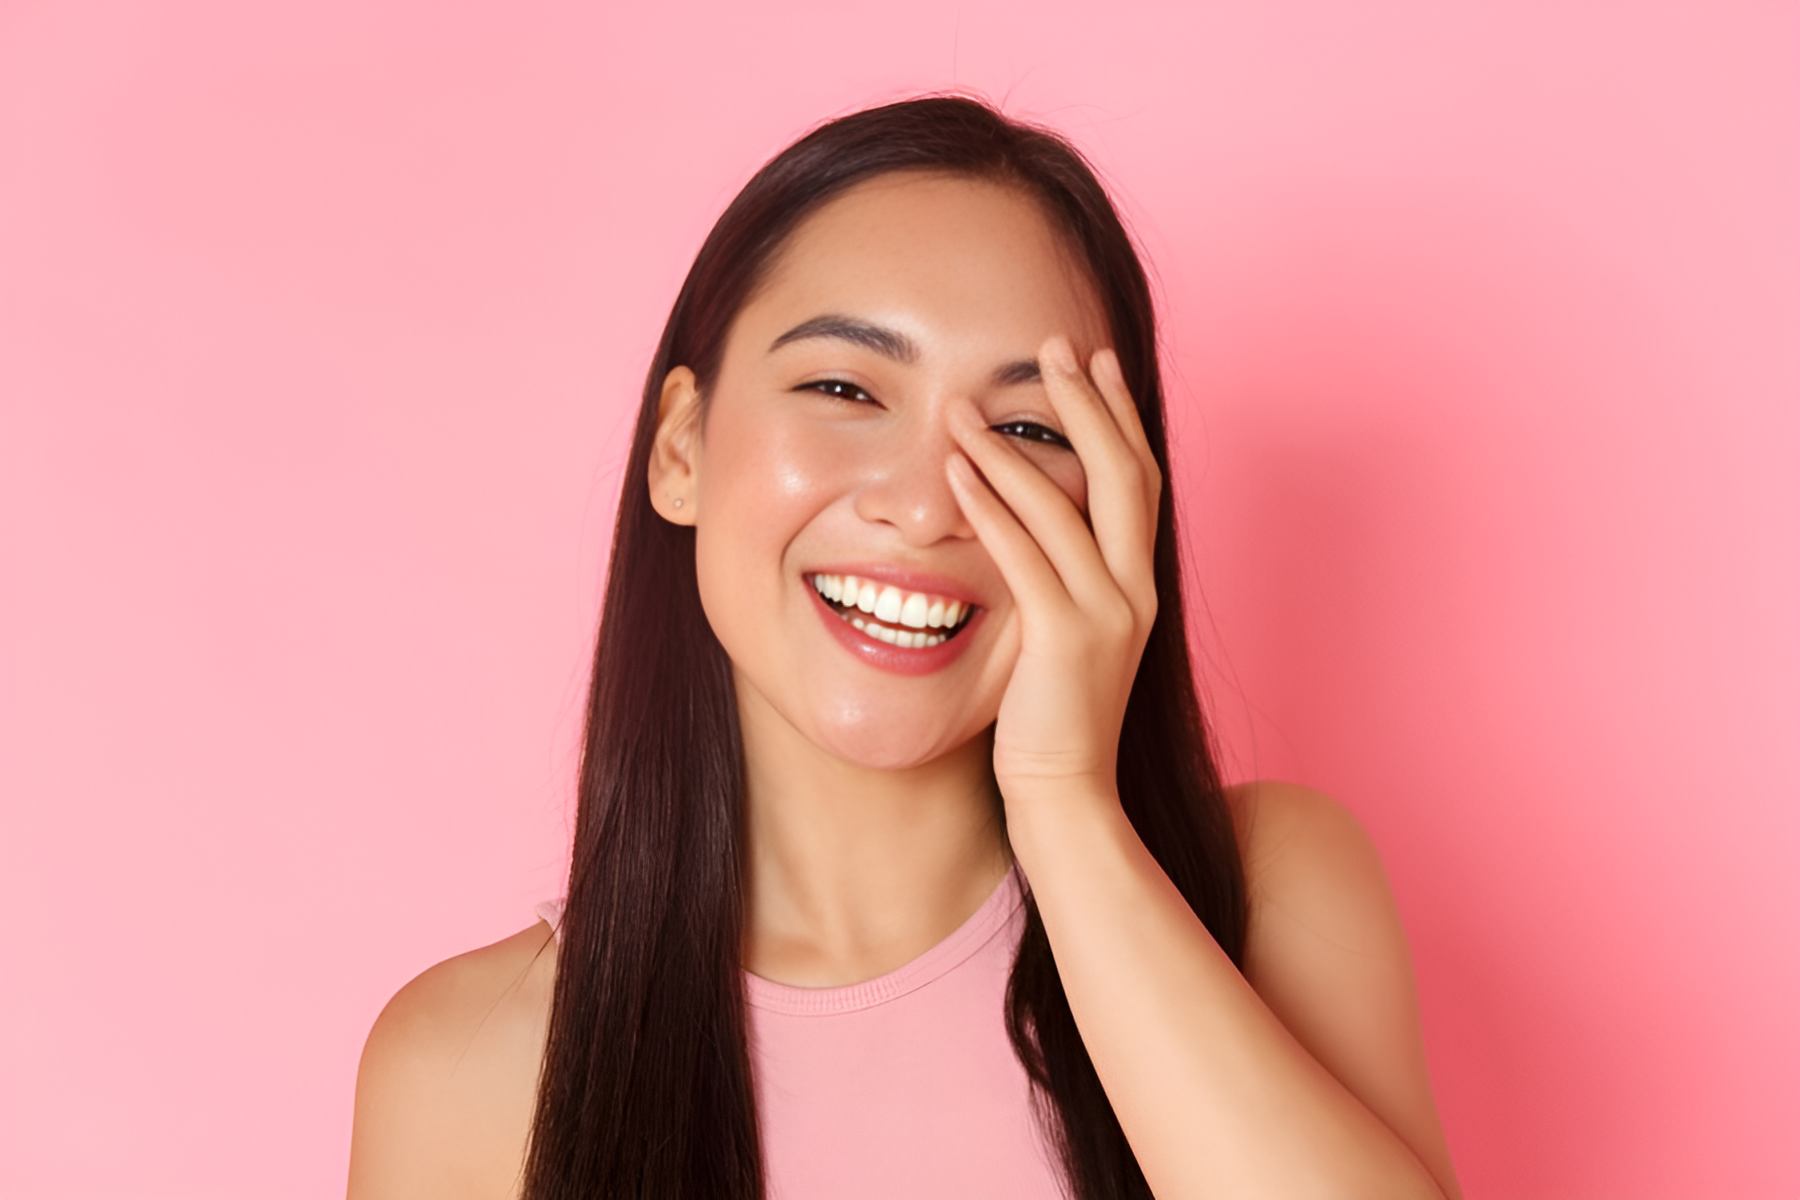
[1008,778,1459,1199]
[346,923,555,1200]
[944,338,1459,1199]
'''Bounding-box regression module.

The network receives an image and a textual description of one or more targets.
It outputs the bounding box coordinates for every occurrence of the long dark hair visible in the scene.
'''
[523,95,1246,1200]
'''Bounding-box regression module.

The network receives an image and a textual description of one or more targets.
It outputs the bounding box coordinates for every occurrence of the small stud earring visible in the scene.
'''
[673,498,683,509]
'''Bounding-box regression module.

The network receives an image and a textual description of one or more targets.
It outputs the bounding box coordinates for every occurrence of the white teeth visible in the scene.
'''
[900,592,929,629]
[874,586,903,623]
[851,613,890,644]
[808,573,974,646]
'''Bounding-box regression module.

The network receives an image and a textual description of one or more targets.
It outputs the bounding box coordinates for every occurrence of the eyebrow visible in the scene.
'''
[770,315,918,363]
[770,313,1046,389]
[992,359,1041,387]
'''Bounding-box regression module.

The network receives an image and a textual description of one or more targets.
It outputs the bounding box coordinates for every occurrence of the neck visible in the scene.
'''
[736,676,1010,988]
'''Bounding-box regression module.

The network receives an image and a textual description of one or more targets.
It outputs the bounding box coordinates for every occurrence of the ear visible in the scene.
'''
[647,366,703,525]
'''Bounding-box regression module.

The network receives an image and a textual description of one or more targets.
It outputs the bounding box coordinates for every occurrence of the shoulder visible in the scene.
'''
[348,922,557,1200]
[1222,779,1409,992]
[1222,781,1461,1199]
[1225,778,1371,859]
[360,921,558,1065]
[1224,780,1391,918]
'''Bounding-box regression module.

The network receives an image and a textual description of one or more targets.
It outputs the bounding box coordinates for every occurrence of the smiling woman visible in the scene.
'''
[346,97,1460,1200]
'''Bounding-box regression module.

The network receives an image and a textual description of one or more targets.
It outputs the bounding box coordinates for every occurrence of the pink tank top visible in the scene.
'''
[537,870,1064,1199]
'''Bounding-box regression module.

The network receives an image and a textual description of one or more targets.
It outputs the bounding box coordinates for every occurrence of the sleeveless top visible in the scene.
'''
[536,869,1065,1199]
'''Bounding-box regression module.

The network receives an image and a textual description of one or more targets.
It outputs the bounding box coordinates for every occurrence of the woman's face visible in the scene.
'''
[666,172,1111,770]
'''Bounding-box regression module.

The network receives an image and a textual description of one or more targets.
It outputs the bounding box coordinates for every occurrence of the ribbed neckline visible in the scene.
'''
[743,867,1022,1016]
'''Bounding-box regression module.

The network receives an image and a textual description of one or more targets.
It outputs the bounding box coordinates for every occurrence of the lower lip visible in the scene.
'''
[807,586,984,676]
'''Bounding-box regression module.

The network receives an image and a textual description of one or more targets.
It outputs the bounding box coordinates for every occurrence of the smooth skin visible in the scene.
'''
[349,173,1460,1199]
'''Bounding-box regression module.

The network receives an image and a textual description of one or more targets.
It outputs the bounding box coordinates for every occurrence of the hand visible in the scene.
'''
[944,336,1163,814]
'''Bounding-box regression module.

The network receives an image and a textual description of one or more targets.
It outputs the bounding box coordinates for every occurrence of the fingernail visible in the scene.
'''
[1041,337,1078,372]
[1094,347,1120,378]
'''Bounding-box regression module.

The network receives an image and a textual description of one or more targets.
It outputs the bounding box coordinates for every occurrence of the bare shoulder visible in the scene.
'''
[1225,780,1393,931]
[1222,779,1408,1025]
[360,922,557,1068]
[348,922,557,1200]
[1223,781,1461,1199]
[1226,778,1373,858]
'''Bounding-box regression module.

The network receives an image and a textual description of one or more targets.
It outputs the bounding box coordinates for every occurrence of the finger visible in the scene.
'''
[946,403,1119,614]
[1036,338,1159,604]
[1089,347,1160,498]
[1086,347,1163,556]
[943,450,1081,627]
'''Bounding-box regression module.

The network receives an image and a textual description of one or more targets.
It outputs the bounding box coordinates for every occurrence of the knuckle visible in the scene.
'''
[1097,598,1135,640]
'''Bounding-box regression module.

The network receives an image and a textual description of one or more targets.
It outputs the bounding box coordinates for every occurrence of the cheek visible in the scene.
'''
[1065,467,1089,514]
[694,416,848,594]
[706,419,841,523]
[1031,451,1088,514]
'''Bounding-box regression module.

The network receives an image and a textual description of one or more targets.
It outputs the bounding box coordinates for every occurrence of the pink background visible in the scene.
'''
[2,3,1795,1196]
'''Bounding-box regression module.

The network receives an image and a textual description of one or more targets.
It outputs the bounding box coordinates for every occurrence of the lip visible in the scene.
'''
[805,581,987,677]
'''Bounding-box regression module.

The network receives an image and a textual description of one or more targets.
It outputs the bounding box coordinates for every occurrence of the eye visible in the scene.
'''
[800,378,878,405]
[990,420,1073,451]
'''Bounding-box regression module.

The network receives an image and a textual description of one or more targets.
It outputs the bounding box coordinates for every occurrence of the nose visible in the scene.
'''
[852,404,976,547]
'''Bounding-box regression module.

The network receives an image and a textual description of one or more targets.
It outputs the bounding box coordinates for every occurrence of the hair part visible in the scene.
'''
[523,94,1246,1200]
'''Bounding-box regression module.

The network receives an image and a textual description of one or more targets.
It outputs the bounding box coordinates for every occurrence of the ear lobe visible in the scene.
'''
[648,366,702,525]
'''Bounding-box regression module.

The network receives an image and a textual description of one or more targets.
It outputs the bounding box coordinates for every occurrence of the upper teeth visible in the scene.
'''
[810,574,969,630]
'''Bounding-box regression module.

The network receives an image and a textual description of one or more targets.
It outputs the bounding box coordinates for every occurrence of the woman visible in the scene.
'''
[347,96,1460,1200]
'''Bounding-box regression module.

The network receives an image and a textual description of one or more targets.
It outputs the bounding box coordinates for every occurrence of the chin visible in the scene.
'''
[806,708,981,773]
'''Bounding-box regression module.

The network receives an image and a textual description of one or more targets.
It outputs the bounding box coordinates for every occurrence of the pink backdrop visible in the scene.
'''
[2,3,1795,1197]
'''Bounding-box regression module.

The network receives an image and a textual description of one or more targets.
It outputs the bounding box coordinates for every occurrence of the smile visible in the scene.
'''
[807,573,977,649]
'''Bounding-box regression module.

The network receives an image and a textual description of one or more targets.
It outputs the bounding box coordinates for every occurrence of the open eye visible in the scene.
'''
[800,378,878,405]
[990,420,1073,451]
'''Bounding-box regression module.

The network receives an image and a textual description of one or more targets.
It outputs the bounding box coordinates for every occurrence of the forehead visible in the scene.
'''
[741,171,1108,351]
